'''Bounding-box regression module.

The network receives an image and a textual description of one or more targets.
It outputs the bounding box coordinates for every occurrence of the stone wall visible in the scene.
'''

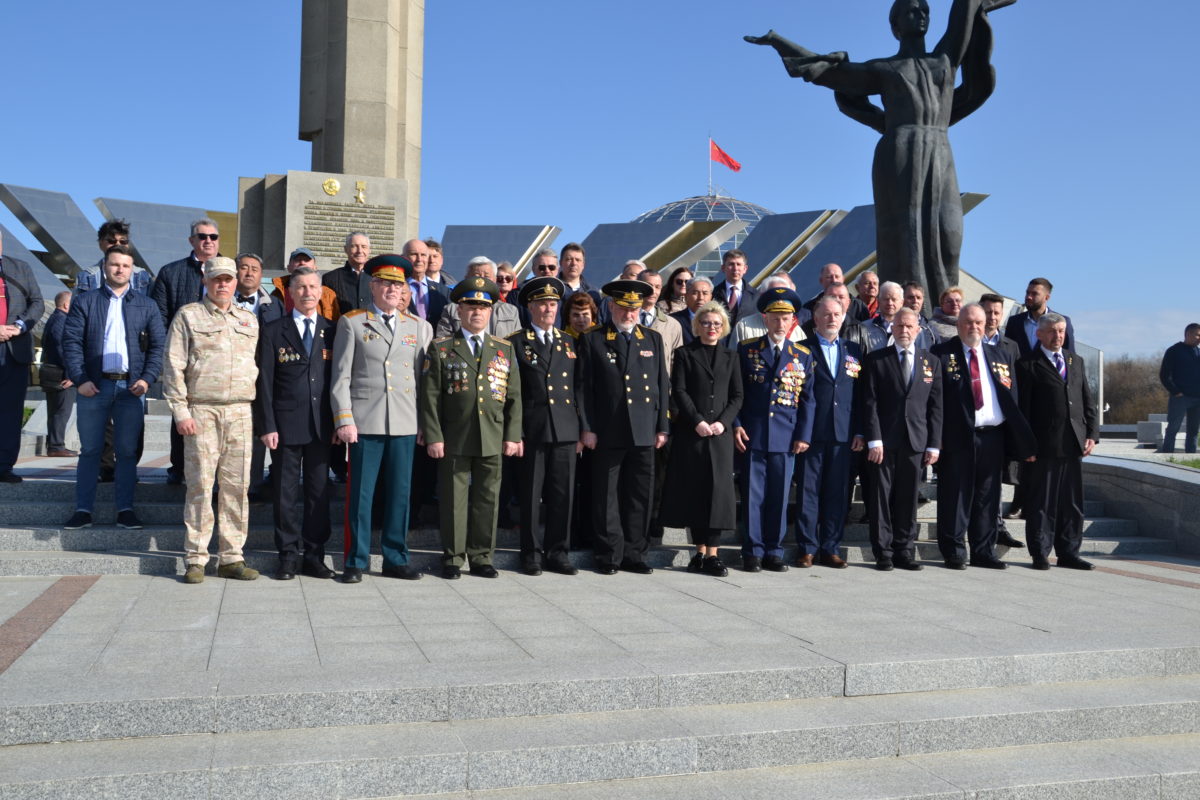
[1084,456,1200,555]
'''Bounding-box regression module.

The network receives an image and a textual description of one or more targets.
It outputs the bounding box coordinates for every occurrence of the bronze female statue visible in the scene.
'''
[747,0,1015,304]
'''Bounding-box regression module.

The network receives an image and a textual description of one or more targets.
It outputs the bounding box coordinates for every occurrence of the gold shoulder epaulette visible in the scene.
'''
[343,309,368,318]
[795,344,811,355]
[433,335,453,344]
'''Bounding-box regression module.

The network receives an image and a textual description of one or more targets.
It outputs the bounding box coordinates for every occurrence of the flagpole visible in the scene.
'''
[707,135,713,197]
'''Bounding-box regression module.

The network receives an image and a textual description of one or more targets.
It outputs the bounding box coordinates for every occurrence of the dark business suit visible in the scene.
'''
[861,346,942,561]
[796,336,863,557]
[931,338,1035,564]
[512,326,581,567]
[151,253,205,480]
[578,322,670,569]
[1016,348,1098,562]
[712,281,759,345]
[1005,310,1076,357]
[0,255,42,475]
[254,313,335,568]
[38,308,75,452]
[241,291,286,491]
[670,309,695,345]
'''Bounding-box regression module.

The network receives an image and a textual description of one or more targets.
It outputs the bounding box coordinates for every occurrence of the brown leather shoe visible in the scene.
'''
[818,552,847,569]
[795,553,814,568]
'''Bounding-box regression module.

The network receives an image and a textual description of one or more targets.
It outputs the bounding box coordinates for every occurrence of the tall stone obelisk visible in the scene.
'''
[238,0,423,270]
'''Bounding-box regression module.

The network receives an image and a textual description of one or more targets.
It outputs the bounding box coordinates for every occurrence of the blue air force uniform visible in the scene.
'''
[736,335,815,560]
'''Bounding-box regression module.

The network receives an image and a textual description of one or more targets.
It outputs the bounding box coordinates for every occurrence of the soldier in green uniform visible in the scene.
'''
[331,255,433,583]
[420,276,522,579]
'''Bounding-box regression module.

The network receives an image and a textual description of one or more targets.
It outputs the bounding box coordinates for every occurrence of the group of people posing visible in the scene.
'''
[40,217,1099,583]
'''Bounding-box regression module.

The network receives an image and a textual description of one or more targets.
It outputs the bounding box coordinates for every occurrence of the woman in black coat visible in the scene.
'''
[661,301,744,576]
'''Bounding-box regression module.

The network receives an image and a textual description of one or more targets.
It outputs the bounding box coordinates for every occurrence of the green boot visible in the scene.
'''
[217,561,260,581]
[184,564,205,584]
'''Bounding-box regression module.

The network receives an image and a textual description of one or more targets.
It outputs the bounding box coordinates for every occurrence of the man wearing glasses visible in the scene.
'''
[75,220,152,297]
[332,256,433,583]
[151,218,222,484]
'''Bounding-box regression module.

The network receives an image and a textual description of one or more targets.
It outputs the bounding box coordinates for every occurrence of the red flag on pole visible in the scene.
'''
[709,139,742,172]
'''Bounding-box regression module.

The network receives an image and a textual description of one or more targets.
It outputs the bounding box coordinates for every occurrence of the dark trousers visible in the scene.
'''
[346,434,414,570]
[937,426,1004,563]
[571,450,596,549]
[796,441,852,555]
[741,449,794,559]
[592,445,653,567]
[1161,395,1200,453]
[169,426,185,479]
[865,447,922,560]
[438,452,502,568]
[0,357,29,472]
[271,439,331,563]
[44,385,76,450]
[250,437,272,490]
[1024,455,1084,561]
[517,441,576,562]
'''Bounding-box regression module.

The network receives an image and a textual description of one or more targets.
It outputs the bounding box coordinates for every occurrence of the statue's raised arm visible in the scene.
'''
[744,0,1017,310]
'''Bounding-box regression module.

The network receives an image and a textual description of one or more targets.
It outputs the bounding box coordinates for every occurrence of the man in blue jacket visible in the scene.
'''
[1158,323,1200,454]
[61,245,166,530]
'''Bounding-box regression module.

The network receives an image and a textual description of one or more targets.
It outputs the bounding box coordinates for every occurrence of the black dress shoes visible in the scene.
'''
[702,556,729,577]
[687,553,704,573]
[1057,556,1096,571]
[762,555,789,572]
[875,557,894,572]
[0,471,22,484]
[301,560,336,579]
[469,564,499,578]
[442,565,462,580]
[382,564,422,580]
[620,561,653,575]
[893,556,924,571]
[996,531,1026,549]
[944,559,967,570]
[742,556,762,573]
[545,559,578,576]
[275,560,298,580]
[597,564,618,575]
[970,557,1008,570]
[1031,557,1051,570]
[521,557,543,576]
[341,568,363,583]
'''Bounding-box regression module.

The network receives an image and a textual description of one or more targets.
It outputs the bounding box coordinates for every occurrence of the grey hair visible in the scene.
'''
[636,269,661,283]
[879,280,903,299]
[534,247,557,261]
[235,252,264,266]
[686,276,714,291]
[190,218,219,236]
[814,294,844,314]
[764,273,795,289]
[290,266,320,280]
[626,259,647,270]
[467,256,495,269]
[893,307,920,324]
[1037,311,1067,331]
[344,231,370,247]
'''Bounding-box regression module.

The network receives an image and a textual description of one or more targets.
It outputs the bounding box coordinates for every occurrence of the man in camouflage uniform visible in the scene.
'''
[420,276,522,579]
[163,257,261,583]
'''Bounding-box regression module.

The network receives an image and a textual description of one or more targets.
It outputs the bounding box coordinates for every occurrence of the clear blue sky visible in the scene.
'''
[3,0,1196,356]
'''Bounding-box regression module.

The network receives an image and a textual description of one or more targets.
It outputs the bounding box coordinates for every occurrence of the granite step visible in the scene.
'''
[397,733,1200,800]
[2,674,1198,798]
[3,644,1197,747]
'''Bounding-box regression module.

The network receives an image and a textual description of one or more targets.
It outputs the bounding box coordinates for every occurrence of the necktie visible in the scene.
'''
[471,334,482,359]
[969,348,984,411]
[1054,351,1067,381]
[415,283,426,319]
[382,313,394,333]
[728,286,739,313]
[773,344,782,365]
[237,293,255,306]
[901,349,912,387]
[302,318,313,355]
[641,311,653,328]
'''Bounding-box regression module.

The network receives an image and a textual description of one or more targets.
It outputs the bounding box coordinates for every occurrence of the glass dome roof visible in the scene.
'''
[632,195,774,276]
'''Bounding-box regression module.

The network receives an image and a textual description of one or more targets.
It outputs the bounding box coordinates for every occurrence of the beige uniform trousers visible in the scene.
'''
[183,403,253,566]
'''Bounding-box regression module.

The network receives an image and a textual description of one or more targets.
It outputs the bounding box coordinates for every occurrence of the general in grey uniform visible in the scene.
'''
[332,255,433,583]
[420,277,522,579]
[162,257,260,583]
